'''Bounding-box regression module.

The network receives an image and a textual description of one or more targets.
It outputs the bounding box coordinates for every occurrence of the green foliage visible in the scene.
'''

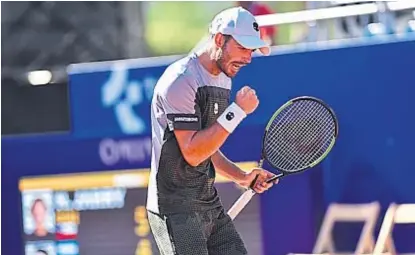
[145,1,305,56]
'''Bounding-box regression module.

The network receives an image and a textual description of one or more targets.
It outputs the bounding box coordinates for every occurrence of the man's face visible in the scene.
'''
[216,35,253,78]
[32,202,46,224]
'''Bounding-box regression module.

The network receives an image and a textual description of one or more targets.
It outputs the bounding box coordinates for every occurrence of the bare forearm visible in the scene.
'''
[211,150,246,184]
[175,123,230,166]
[175,102,249,167]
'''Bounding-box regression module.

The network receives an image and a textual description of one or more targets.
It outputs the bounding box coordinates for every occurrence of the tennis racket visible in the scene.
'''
[228,96,339,220]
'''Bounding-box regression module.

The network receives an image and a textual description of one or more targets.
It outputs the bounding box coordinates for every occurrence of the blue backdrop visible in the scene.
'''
[3,35,415,255]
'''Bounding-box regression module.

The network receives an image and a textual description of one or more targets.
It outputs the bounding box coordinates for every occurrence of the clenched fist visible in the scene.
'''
[235,86,259,115]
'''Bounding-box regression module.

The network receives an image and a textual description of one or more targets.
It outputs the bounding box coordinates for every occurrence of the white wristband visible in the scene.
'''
[217,102,247,133]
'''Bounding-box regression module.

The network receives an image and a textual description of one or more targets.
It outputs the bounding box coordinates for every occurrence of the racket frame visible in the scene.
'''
[261,96,339,183]
[229,96,338,220]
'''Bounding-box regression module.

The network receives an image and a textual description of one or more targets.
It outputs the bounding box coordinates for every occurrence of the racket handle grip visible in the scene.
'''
[227,189,256,220]
[266,173,283,184]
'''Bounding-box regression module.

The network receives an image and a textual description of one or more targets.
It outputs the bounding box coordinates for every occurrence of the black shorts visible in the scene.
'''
[147,207,248,255]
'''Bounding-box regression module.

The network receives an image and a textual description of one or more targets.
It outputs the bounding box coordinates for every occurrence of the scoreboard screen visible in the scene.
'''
[19,163,264,255]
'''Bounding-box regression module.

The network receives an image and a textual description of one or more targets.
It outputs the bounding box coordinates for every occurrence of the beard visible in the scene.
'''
[214,47,234,78]
[216,58,230,77]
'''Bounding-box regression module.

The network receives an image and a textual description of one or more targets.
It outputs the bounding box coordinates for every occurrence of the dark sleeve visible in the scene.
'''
[159,75,201,131]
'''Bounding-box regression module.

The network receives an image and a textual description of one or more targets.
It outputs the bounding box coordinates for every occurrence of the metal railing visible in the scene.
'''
[256,1,415,26]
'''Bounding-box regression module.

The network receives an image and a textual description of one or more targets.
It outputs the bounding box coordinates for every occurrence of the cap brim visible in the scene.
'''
[232,34,271,56]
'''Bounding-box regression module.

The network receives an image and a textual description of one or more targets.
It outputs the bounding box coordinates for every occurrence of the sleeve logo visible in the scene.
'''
[174,116,199,122]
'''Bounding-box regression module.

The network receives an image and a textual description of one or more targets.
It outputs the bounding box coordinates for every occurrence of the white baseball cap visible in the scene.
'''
[209,7,271,56]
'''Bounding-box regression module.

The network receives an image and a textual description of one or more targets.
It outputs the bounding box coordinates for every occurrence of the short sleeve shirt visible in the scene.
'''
[147,53,232,214]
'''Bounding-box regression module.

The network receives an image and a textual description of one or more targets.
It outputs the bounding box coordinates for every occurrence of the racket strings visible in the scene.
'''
[269,102,325,170]
[267,104,309,162]
[267,101,319,156]
[277,103,334,170]
[265,100,336,172]
[266,105,304,169]
[269,113,329,170]
[279,103,334,170]
[288,103,334,164]
[292,112,333,169]
[301,108,335,162]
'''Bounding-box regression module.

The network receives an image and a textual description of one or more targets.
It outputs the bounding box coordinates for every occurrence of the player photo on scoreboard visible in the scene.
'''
[22,190,56,241]
[25,240,56,255]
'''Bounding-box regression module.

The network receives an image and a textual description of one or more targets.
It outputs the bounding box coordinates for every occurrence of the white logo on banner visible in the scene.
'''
[101,63,157,135]
[99,138,152,166]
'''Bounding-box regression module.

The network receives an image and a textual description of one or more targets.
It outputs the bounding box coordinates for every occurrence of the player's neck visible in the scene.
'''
[198,52,222,76]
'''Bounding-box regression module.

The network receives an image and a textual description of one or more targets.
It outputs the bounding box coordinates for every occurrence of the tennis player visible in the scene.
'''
[147,7,277,255]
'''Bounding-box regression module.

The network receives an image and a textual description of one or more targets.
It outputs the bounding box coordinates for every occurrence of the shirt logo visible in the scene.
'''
[214,103,219,115]
[167,119,174,131]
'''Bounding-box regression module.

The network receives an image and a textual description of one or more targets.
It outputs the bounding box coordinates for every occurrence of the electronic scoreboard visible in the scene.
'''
[20,163,263,255]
